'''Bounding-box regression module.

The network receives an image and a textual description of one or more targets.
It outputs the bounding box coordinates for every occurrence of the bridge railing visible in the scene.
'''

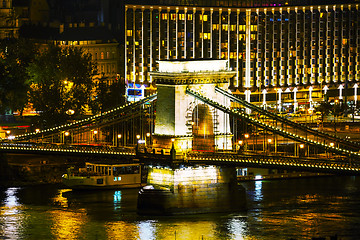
[0,142,136,156]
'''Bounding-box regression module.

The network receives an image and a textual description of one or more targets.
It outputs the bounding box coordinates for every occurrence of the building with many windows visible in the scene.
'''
[55,23,121,85]
[125,3,360,112]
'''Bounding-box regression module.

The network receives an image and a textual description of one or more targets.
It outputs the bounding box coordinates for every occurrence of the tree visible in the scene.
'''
[27,44,97,127]
[0,38,37,115]
[91,76,126,113]
[316,100,331,124]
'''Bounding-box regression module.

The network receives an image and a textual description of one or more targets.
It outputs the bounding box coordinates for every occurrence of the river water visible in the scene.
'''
[1,176,360,240]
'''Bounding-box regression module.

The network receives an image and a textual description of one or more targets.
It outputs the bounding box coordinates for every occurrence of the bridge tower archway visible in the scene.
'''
[150,59,236,152]
[192,103,215,152]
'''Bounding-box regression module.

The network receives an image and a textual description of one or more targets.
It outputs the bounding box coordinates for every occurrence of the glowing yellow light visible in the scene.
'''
[171,138,175,142]
[299,144,305,149]
[64,131,70,137]
[6,130,10,134]
[267,138,272,143]
[136,135,141,139]
[244,133,249,139]
[117,134,122,139]
[93,130,98,135]
[35,128,40,133]
[238,140,243,145]
[330,142,335,147]
[146,133,150,137]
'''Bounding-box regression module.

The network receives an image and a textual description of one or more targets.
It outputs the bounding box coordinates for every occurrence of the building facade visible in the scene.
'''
[0,0,18,38]
[125,3,360,111]
[55,23,121,84]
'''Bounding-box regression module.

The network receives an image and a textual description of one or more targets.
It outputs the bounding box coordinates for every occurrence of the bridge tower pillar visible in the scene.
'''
[150,59,236,152]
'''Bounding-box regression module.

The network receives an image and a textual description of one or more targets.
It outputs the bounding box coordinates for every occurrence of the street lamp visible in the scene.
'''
[117,134,122,147]
[238,140,243,153]
[267,138,272,153]
[146,132,151,146]
[93,130,98,143]
[244,133,249,151]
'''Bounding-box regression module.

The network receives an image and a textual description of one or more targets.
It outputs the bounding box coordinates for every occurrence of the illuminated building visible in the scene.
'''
[0,0,19,38]
[125,2,360,111]
[0,0,49,39]
[55,23,121,85]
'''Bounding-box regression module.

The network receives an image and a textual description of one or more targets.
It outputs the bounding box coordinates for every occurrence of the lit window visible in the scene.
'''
[200,14,208,21]
[171,13,176,20]
[179,14,185,20]
[212,24,219,30]
[187,14,192,21]
[162,13,168,20]
[127,30,132,36]
[101,52,104,59]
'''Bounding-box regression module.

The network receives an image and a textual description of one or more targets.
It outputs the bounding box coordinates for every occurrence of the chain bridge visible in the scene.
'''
[1,60,360,176]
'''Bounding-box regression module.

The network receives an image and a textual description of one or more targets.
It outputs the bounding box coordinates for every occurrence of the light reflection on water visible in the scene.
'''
[1,176,360,239]
[0,187,25,239]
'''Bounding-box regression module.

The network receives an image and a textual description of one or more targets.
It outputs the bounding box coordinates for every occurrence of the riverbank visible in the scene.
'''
[0,153,79,187]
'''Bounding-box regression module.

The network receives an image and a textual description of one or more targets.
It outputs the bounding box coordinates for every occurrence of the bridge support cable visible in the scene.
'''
[215,86,360,151]
[186,88,360,160]
[7,94,157,142]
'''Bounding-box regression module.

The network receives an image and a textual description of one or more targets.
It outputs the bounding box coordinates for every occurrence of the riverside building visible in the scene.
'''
[124,2,360,112]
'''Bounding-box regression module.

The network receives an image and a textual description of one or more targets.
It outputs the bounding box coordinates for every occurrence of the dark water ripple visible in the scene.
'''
[1,176,360,239]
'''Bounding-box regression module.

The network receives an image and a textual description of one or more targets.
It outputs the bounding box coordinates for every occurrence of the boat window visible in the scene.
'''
[113,166,140,176]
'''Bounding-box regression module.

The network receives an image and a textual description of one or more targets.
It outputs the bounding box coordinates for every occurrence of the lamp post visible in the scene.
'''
[93,130,98,143]
[117,134,122,147]
[146,132,151,146]
[299,143,305,157]
[244,133,249,151]
[238,140,243,153]
[136,134,141,153]
[267,138,272,153]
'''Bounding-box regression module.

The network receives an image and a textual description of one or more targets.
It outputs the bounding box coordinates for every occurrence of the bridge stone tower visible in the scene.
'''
[150,59,236,152]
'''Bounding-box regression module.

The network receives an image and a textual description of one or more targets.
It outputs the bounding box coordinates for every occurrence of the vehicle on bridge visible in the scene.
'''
[62,161,144,189]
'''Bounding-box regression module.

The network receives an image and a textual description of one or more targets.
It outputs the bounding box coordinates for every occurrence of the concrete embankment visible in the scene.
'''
[0,153,82,186]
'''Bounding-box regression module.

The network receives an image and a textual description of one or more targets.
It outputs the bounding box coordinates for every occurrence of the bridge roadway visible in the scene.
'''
[1,143,360,175]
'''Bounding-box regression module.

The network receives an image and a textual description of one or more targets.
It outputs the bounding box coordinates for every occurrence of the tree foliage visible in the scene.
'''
[27,44,97,127]
[0,38,37,114]
[91,76,126,113]
[316,100,331,123]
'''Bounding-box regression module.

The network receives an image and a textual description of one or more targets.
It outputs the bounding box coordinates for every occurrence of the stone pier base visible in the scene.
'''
[137,165,246,215]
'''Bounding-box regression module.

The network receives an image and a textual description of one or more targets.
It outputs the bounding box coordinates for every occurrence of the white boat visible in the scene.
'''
[62,161,144,189]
